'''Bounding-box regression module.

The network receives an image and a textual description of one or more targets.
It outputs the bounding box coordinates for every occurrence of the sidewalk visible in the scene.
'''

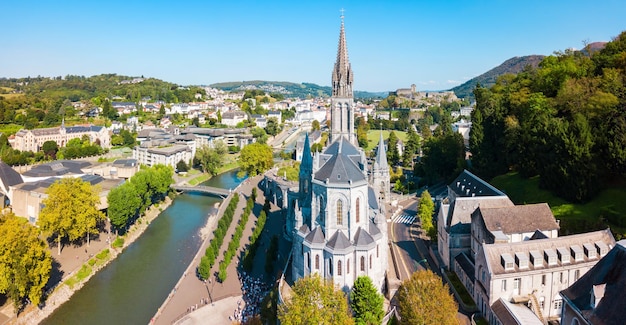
[153,176,263,325]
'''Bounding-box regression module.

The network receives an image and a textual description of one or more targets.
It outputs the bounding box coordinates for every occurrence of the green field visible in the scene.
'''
[365,130,407,152]
[491,172,626,239]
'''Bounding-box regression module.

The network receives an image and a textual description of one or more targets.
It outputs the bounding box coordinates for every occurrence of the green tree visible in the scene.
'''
[239,142,274,177]
[251,127,269,144]
[195,141,227,176]
[350,276,384,325]
[387,131,400,165]
[397,270,458,325]
[38,178,104,255]
[0,212,52,310]
[176,159,189,172]
[107,181,141,233]
[418,190,435,239]
[278,274,354,325]
[42,140,58,159]
[312,119,321,131]
[265,117,280,136]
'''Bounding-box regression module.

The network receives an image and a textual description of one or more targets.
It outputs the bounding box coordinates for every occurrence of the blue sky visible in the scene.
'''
[2,0,624,92]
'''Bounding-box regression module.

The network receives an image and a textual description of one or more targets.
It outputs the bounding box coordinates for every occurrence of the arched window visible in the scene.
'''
[347,259,350,274]
[360,256,365,271]
[336,200,343,225]
[355,198,360,223]
[338,260,342,276]
[370,255,372,269]
[315,255,319,270]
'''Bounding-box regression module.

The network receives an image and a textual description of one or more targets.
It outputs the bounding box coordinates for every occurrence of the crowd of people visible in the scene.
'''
[230,272,271,323]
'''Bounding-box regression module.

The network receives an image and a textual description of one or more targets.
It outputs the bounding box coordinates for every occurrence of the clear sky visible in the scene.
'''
[2,0,624,92]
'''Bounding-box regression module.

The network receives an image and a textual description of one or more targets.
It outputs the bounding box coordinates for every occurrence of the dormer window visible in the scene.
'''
[584,243,597,259]
[530,250,543,268]
[515,252,529,269]
[571,245,584,262]
[501,253,515,271]
[545,249,557,266]
[557,247,570,264]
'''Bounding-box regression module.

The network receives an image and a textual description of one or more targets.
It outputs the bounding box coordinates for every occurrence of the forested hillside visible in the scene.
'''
[450,55,545,99]
[0,74,205,129]
[470,31,626,203]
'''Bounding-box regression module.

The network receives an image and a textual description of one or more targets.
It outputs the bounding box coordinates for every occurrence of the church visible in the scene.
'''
[268,16,391,293]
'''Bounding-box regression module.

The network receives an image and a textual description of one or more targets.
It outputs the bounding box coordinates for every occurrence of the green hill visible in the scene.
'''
[450,55,545,99]
[209,80,385,99]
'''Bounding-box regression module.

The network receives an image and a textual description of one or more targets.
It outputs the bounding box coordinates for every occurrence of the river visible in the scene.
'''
[42,170,246,325]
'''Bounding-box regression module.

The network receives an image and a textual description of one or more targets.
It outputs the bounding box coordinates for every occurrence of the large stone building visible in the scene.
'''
[267,16,389,292]
[10,122,111,152]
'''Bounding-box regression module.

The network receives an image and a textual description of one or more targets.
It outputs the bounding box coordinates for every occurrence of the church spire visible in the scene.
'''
[301,132,312,169]
[330,10,356,144]
[375,130,388,170]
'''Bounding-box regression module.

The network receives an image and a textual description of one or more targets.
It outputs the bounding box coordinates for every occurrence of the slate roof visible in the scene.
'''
[112,159,138,168]
[481,229,615,276]
[450,169,506,197]
[304,226,325,245]
[354,227,375,248]
[22,160,91,177]
[314,152,366,185]
[368,187,379,210]
[0,162,23,190]
[369,221,382,239]
[446,196,514,231]
[455,252,476,282]
[476,203,560,235]
[561,240,626,325]
[323,137,360,156]
[326,230,352,251]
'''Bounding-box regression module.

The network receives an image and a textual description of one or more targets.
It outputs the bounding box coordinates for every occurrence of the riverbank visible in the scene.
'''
[6,196,174,325]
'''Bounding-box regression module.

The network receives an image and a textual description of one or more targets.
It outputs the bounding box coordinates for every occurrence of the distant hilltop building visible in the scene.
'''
[10,121,111,152]
[393,84,458,104]
[263,15,390,293]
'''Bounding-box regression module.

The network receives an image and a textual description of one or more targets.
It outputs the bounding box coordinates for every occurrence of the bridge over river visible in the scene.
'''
[170,184,232,197]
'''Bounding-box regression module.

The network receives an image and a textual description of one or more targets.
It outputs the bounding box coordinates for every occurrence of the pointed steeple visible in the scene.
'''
[332,13,353,98]
[301,132,312,169]
[375,131,388,170]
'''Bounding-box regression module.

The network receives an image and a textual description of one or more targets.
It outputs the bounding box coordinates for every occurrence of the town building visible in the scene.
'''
[474,229,615,324]
[10,122,111,152]
[560,239,626,325]
[221,110,248,126]
[133,128,195,168]
[438,170,514,270]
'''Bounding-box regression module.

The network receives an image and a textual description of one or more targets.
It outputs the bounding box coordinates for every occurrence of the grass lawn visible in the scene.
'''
[365,130,408,152]
[446,272,476,308]
[491,172,626,239]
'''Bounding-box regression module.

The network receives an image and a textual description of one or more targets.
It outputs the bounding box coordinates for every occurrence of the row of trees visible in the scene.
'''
[198,194,240,281]
[107,165,173,233]
[242,199,270,272]
[278,275,384,325]
[470,31,626,202]
[216,193,255,282]
[278,270,457,325]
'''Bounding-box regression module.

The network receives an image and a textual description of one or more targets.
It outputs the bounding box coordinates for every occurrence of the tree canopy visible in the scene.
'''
[239,142,274,177]
[418,190,435,239]
[37,177,104,255]
[278,274,354,325]
[350,276,384,325]
[397,270,459,325]
[470,32,626,202]
[195,141,227,176]
[0,212,52,310]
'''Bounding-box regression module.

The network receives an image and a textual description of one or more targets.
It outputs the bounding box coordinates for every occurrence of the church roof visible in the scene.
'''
[314,150,366,185]
[299,224,310,235]
[331,15,353,98]
[368,187,379,210]
[354,227,375,248]
[326,230,352,251]
[323,137,360,156]
[373,131,388,170]
[304,226,325,245]
[369,221,382,239]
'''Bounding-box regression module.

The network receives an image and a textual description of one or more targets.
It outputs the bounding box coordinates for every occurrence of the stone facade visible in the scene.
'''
[11,123,110,152]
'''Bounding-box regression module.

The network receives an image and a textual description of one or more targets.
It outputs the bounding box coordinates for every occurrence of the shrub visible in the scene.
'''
[112,237,124,248]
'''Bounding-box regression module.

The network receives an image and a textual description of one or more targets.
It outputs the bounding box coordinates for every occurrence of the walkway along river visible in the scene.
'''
[41,170,247,325]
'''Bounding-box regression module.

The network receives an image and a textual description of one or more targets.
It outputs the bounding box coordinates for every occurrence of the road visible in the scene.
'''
[388,196,471,325]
